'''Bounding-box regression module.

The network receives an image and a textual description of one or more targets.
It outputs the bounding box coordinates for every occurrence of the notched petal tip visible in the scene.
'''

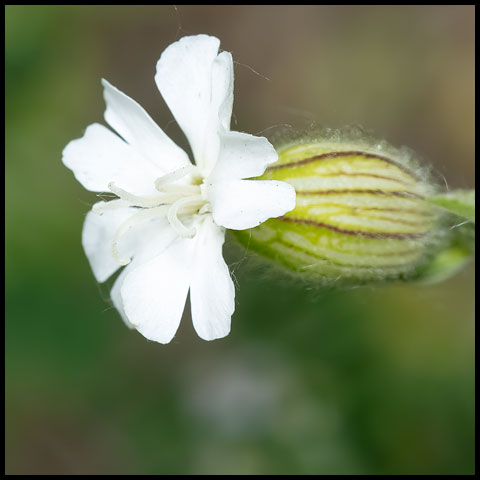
[154,33,231,171]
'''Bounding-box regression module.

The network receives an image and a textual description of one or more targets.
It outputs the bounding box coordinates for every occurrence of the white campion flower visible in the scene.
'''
[62,34,296,344]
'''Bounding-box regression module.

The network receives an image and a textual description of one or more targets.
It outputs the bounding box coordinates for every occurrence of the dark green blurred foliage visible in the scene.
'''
[5,5,474,475]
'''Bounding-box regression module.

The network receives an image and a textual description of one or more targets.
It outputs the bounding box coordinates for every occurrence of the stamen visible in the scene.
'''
[108,182,165,208]
[92,199,131,216]
[167,195,204,238]
[198,203,211,215]
[154,164,195,191]
[111,206,169,265]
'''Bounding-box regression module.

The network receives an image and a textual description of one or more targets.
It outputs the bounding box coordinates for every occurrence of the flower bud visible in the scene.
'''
[235,133,443,284]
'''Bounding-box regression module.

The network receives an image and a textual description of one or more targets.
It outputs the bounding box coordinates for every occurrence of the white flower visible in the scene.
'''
[62,34,296,343]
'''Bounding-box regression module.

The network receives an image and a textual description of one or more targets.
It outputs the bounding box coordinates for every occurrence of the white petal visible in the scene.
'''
[155,35,234,171]
[63,123,160,194]
[190,217,234,341]
[82,207,177,283]
[209,179,296,230]
[211,51,234,134]
[82,205,136,282]
[110,217,179,328]
[102,79,190,173]
[199,50,235,173]
[121,237,193,344]
[207,131,278,183]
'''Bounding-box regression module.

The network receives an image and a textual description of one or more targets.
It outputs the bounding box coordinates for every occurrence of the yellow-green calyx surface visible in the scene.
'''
[235,137,445,284]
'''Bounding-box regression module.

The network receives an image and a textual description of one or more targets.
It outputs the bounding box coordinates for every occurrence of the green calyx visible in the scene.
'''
[234,132,475,285]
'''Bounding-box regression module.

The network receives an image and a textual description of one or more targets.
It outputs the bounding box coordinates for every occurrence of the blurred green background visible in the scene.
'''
[5,5,475,475]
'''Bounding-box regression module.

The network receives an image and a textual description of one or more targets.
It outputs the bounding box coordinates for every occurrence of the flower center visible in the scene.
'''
[93,165,210,266]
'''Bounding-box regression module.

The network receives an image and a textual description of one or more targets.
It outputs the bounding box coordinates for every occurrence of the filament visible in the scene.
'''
[92,199,131,215]
[167,195,204,238]
[108,182,165,208]
[154,165,195,191]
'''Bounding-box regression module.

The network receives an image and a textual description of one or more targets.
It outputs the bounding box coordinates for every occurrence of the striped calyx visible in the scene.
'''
[235,139,441,284]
